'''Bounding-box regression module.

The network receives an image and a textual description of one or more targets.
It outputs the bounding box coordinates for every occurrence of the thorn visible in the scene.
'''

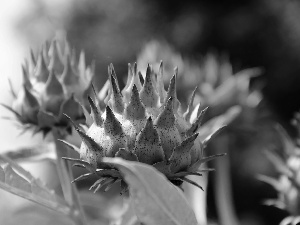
[23,86,39,108]
[165,74,179,110]
[8,78,17,98]
[22,65,32,88]
[34,52,49,82]
[104,106,124,136]
[124,84,146,120]
[169,134,198,173]
[181,177,204,191]
[78,50,86,75]
[61,55,78,85]
[183,86,198,122]
[87,96,103,126]
[134,117,165,164]
[48,39,64,73]
[45,70,64,95]
[122,62,142,103]
[64,114,105,158]
[71,173,93,183]
[109,63,119,90]
[186,107,208,136]
[157,61,166,104]
[62,157,95,172]
[133,62,137,77]
[155,97,175,128]
[108,69,124,114]
[58,139,80,153]
[91,83,101,112]
[30,49,36,65]
[139,71,144,85]
[124,63,133,91]
[139,64,159,107]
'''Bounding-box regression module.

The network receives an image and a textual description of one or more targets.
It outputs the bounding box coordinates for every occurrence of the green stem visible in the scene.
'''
[52,129,86,225]
[213,134,239,225]
[183,173,208,225]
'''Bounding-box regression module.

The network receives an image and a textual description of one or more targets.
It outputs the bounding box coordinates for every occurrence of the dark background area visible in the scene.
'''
[18,0,300,122]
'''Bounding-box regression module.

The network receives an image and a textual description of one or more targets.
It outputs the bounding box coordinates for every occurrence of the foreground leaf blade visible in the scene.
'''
[103,157,198,225]
[2,144,56,162]
[0,156,70,215]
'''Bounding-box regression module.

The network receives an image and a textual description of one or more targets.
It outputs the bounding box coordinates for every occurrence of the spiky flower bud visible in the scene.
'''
[261,118,300,224]
[137,41,263,123]
[4,35,94,135]
[63,62,225,192]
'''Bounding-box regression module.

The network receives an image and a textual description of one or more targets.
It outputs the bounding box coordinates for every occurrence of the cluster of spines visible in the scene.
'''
[3,37,95,135]
[62,62,225,193]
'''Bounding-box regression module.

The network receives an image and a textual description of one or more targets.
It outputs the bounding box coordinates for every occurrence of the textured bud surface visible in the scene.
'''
[4,34,95,136]
[63,62,225,192]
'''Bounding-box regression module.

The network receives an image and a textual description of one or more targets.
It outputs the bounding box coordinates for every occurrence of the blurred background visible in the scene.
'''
[1,0,300,224]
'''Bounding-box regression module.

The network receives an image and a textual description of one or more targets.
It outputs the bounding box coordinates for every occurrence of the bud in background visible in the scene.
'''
[260,118,300,225]
[137,40,265,225]
[3,33,95,136]
[137,40,262,118]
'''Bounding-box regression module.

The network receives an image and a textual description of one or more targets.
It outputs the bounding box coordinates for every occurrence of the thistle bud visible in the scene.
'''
[5,34,94,136]
[63,62,225,192]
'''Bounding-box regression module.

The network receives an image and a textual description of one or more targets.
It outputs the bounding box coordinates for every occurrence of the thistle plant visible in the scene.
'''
[260,116,300,225]
[137,40,262,225]
[3,35,94,136]
[0,35,238,225]
[63,62,225,192]
[137,40,262,115]
[1,35,97,225]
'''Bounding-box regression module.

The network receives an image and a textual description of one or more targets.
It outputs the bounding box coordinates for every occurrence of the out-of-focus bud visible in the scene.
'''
[4,34,95,136]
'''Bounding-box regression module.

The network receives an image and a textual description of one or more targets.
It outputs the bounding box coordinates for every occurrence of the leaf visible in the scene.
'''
[2,143,56,162]
[0,155,70,215]
[9,204,74,225]
[103,157,198,225]
[79,191,128,223]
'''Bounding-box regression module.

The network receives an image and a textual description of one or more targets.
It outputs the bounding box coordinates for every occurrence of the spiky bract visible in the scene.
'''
[137,41,262,122]
[63,62,224,192]
[4,35,95,135]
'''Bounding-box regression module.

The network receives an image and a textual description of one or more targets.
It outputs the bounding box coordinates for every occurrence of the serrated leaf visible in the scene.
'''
[2,143,56,162]
[10,204,74,225]
[0,155,70,215]
[103,158,198,225]
[4,165,31,192]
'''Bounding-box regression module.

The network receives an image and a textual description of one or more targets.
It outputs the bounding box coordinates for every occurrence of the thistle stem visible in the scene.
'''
[52,129,86,225]
[183,173,208,225]
[213,134,239,225]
